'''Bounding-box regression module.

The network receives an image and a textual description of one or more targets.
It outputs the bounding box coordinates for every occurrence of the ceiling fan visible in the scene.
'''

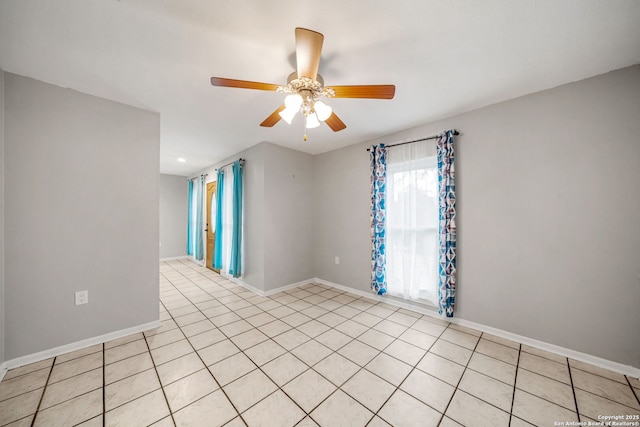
[210,27,395,139]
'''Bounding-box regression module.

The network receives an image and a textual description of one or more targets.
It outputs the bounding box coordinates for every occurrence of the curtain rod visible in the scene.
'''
[187,173,208,181]
[365,130,459,152]
[215,158,245,171]
[187,157,245,181]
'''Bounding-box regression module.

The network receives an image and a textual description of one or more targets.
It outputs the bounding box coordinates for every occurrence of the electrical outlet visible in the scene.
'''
[75,290,89,306]
[334,256,340,265]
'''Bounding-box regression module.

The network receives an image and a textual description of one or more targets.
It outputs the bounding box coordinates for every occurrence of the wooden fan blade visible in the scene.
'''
[327,85,396,99]
[295,28,324,81]
[260,105,286,127]
[325,112,346,132]
[210,77,280,91]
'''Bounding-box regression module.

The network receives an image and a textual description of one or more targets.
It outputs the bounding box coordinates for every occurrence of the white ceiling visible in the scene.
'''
[1,1,639,176]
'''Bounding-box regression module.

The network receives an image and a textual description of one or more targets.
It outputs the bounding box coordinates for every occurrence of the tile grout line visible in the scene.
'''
[30,356,56,427]
[171,261,493,425]
[476,340,585,420]
[627,377,640,406]
[572,384,640,413]
[508,343,522,427]
[521,349,633,385]
[157,259,640,427]
[7,263,624,425]
[174,265,353,422]
[567,364,640,420]
[159,269,252,425]
[365,321,446,426]
[176,267,328,423]
[289,312,428,422]
[513,359,638,413]
[142,329,177,426]
[244,317,393,423]
[166,262,363,423]
[568,364,635,386]
[480,339,628,395]
[164,264,369,419]
[567,358,581,421]
[515,372,636,418]
[176,260,640,426]
[15,369,105,425]
[286,340,374,425]
[171,260,524,425]
[434,325,483,426]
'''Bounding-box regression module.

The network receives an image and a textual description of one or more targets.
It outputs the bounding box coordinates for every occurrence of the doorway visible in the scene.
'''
[205,181,218,272]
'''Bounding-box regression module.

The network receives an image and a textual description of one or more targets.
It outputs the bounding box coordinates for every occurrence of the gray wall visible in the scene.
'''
[160,174,188,259]
[263,143,315,292]
[198,142,315,293]
[314,142,371,291]
[0,69,5,366]
[243,144,266,291]
[4,74,160,359]
[199,142,266,291]
[314,65,640,367]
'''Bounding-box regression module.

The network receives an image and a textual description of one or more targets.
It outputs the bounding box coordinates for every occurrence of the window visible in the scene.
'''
[386,141,439,304]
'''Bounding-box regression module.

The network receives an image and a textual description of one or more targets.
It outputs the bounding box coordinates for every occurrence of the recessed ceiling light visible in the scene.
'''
[177,158,186,163]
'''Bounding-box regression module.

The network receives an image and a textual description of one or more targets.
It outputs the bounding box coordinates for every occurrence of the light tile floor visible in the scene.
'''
[1,259,639,426]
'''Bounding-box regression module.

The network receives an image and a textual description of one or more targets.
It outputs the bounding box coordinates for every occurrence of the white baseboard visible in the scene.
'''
[265,278,316,297]
[224,275,265,296]
[0,362,7,383]
[449,317,640,379]
[4,320,161,371]
[223,274,315,297]
[314,278,442,317]
[314,277,640,379]
[160,256,189,261]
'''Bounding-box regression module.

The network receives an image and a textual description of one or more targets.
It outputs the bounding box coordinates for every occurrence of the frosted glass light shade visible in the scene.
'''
[284,93,303,109]
[306,113,320,129]
[314,100,332,121]
[279,107,297,124]
[279,94,303,124]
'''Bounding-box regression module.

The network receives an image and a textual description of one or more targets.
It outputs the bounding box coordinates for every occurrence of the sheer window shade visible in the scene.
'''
[386,140,439,304]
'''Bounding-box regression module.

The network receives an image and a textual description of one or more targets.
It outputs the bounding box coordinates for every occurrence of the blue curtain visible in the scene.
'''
[437,130,457,317]
[186,179,194,256]
[194,176,205,261]
[228,160,243,277]
[370,144,387,295]
[213,169,225,270]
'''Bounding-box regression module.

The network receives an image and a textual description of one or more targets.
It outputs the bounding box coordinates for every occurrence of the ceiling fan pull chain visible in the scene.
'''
[304,122,308,141]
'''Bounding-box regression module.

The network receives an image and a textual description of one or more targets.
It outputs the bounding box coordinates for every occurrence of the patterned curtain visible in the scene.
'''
[370,144,387,295]
[436,130,457,317]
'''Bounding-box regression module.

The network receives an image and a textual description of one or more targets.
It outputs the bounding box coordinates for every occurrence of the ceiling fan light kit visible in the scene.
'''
[277,75,335,129]
[210,27,395,140]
